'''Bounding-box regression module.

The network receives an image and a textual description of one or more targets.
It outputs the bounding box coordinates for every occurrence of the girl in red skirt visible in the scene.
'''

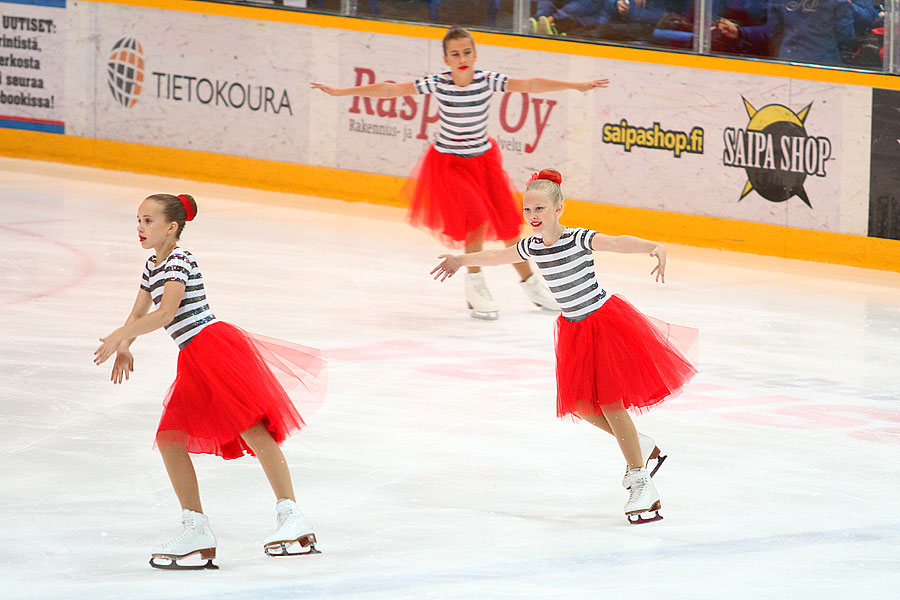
[94,193,326,568]
[312,27,608,320]
[431,169,696,523]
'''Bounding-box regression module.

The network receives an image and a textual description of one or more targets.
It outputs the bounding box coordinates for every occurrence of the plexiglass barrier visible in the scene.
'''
[221,0,898,74]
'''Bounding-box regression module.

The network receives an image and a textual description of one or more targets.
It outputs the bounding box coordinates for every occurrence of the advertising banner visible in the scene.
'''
[0,0,65,134]
[82,2,308,162]
[592,65,849,233]
[54,2,877,237]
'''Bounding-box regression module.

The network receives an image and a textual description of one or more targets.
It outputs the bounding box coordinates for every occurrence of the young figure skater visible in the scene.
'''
[312,27,608,320]
[430,170,696,523]
[94,194,326,569]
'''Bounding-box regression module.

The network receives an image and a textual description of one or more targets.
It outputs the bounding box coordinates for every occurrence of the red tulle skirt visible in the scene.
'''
[554,295,697,418]
[155,321,327,460]
[402,139,523,248]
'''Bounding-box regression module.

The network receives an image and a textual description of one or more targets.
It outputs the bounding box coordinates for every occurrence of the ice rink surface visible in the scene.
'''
[1,157,899,599]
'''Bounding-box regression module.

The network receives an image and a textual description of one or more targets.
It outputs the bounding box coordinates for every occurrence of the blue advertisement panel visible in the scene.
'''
[0,0,64,133]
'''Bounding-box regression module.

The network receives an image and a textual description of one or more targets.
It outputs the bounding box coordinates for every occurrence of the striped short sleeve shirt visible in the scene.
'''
[140,248,217,349]
[517,228,609,322]
[414,70,509,157]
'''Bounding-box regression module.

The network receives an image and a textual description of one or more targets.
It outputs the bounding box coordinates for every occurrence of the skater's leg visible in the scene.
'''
[243,422,318,555]
[462,225,500,318]
[241,421,295,502]
[158,437,202,513]
[599,401,643,469]
[464,225,487,274]
[576,412,614,435]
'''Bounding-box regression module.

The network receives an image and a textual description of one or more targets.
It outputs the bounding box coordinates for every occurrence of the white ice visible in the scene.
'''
[1,157,899,599]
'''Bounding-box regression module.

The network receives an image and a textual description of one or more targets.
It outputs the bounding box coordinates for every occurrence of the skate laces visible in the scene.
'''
[628,470,649,501]
[471,276,493,300]
[276,501,301,528]
[277,510,295,529]
[158,521,198,550]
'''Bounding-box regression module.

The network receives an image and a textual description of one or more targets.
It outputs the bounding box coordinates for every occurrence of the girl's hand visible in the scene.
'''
[575,79,609,92]
[650,245,667,283]
[94,329,125,366]
[431,254,462,282]
[110,349,134,384]
[310,82,343,96]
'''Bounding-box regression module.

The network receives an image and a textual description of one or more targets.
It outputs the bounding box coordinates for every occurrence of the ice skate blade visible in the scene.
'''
[626,500,663,524]
[150,548,219,571]
[265,543,321,557]
[627,511,663,525]
[470,311,499,320]
[265,534,321,557]
[466,302,499,320]
[648,453,667,478]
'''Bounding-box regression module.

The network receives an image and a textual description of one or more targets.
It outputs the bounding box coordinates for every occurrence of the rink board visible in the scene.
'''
[0,0,899,270]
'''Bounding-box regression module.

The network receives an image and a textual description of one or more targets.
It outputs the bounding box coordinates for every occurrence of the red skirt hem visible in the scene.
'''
[554,295,697,418]
[154,321,326,460]
[402,139,523,248]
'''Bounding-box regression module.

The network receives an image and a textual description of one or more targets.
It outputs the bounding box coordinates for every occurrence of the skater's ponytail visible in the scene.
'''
[147,193,198,239]
[525,169,564,205]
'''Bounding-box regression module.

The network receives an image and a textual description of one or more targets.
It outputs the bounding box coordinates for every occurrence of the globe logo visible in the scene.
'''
[107,38,144,108]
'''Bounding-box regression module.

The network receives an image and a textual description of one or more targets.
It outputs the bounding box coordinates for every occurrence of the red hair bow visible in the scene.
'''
[177,194,196,222]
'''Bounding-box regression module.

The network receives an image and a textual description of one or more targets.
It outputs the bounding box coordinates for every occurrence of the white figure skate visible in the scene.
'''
[625,467,663,524]
[150,509,218,570]
[465,272,499,320]
[622,433,667,489]
[263,498,320,557]
[520,274,560,312]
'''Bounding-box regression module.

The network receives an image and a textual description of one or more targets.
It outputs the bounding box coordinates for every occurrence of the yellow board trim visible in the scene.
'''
[87,0,900,90]
[3,129,897,273]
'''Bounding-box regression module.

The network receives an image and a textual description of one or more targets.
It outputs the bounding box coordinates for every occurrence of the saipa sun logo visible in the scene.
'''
[107,38,145,108]
[723,97,832,208]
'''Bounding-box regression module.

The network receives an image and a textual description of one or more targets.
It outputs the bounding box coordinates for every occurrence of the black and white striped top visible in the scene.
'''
[414,70,509,157]
[140,248,217,349]
[517,228,609,322]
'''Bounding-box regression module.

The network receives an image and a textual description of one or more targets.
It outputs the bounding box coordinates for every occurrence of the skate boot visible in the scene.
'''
[465,271,499,320]
[150,509,218,570]
[624,467,663,524]
[520,274,560,312]
[622,433,667,489]
[263,498,321,557]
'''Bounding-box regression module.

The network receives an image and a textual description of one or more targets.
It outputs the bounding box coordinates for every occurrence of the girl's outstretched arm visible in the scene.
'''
[591,234,667,283]
[310,81,417,98]
[431,245,524,282]
[94,281,186,367]
[507,78,609,93]
[106,289,151,383]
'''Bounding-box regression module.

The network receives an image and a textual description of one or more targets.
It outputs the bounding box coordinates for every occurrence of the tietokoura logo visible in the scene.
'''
[107,38,145,108]
[105,38,292,115]
[723,97,832,207]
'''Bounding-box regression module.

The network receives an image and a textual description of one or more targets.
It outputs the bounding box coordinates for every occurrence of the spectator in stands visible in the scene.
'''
[534,0,691,45]
[709,0,770,56]
[530,0,612,37]
[715,0,856,67]
[847,0,879,36]
[842,0,883,66]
